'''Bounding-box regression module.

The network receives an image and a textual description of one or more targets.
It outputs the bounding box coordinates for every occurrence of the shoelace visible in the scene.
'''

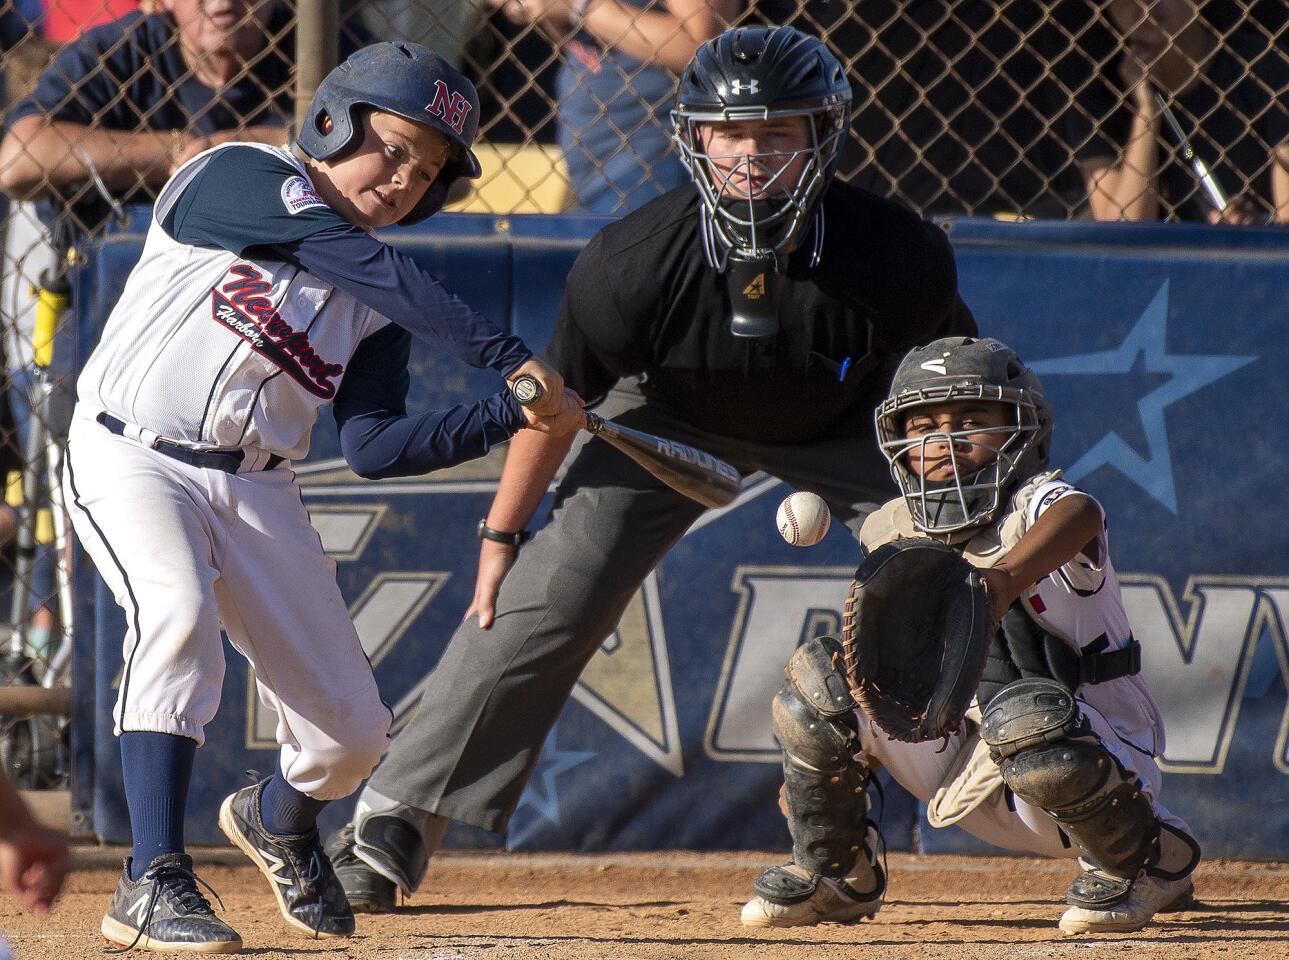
[303,848,328,940]
[105,862,227,954]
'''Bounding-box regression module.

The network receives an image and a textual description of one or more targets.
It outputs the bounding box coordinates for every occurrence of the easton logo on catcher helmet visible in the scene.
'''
[427,79,472,135]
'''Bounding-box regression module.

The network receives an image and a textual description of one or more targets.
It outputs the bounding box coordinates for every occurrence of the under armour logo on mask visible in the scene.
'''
[729,79,761,95]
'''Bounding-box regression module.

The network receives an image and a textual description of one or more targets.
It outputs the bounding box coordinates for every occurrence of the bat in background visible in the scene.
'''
[1153,91,1229,214]
[510,376,743,509]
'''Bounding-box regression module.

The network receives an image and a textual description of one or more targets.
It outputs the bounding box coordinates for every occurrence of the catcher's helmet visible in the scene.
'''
[298,42,482,225]
[875,337,1054,535]
[672,26,851,271]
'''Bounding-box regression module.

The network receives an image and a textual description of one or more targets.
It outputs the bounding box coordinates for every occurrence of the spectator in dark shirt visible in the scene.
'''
[1063,0,1289,223]
[0,0,361,231]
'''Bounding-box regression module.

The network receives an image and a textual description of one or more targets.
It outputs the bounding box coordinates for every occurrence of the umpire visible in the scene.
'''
[327,24,977,909]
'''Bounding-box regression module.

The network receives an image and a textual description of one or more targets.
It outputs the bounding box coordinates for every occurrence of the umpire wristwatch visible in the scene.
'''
[477,518,532,547]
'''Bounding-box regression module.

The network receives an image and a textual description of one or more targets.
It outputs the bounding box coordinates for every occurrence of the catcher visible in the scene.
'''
[742,336,1200,935]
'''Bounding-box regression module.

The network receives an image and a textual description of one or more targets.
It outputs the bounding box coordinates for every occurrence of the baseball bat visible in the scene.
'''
[1153,92,1229,214]
[510,376,742,509]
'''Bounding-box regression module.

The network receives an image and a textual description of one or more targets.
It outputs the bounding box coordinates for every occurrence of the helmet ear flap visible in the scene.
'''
[305,95,359,162]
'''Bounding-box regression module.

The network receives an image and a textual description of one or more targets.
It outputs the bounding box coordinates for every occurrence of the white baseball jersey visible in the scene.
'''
[861,469,1164,756]
[77,141,529,463]
[77,144,388,460]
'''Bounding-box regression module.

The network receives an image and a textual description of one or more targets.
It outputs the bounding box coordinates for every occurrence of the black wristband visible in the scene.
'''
[477,518,531,547]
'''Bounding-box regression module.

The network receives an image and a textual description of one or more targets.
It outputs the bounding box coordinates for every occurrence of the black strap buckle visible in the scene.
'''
[1078,636,1141,686]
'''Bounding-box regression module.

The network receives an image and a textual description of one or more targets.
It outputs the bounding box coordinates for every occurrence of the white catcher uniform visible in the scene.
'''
[66,143,533,798]
[855,470,1192,856]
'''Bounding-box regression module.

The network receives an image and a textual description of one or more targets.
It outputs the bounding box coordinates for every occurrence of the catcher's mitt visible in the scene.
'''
[841,539,991,743]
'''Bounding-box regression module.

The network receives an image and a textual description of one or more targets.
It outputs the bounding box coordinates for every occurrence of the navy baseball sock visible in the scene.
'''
[120,731,195,881]
[259,770,328,836]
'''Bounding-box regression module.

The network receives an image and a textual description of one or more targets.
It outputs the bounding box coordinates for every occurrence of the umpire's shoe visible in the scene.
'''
[218,779,354,939]
[324,825,396,914]
[740,860,886,927]
[100,853,242,953]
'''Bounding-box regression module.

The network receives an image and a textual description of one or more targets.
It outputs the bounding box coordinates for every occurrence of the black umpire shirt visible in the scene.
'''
[547,180,977,444]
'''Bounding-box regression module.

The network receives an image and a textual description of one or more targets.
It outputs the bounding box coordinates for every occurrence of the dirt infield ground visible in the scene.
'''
[3,849,1288,959]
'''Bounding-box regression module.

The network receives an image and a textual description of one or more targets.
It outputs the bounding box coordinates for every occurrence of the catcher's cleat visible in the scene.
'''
[218,779,354,939]
[740,862,885,928]
[1058,870,1196,935]
[100,853,242,953]
[325,825,397,913]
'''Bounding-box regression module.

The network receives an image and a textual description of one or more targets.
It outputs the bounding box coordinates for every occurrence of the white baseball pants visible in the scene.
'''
[857,697,1191,857]
[65,410,390,799]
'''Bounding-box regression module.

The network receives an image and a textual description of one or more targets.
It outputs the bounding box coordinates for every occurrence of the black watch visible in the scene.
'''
[477,518,532,547]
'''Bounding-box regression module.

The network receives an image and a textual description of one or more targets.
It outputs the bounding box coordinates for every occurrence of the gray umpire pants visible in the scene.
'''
[366,377,896,834]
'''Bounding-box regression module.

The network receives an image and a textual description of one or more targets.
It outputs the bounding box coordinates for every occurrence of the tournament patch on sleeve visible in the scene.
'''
[281,175,328,215]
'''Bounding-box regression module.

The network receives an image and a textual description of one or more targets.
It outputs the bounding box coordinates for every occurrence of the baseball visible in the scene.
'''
[776,491,831,547]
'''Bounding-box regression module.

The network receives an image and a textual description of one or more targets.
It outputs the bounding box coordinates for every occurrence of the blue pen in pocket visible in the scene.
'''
[838,356,852,382]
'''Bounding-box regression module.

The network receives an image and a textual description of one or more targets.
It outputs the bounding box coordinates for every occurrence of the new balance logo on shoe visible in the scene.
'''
[218,778,355,939]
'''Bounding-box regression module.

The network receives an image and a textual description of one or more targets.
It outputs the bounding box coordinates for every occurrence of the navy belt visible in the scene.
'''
[97,412,283,474]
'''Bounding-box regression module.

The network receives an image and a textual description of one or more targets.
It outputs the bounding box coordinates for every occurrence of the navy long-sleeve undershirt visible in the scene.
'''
[161,143,532,476]
[334,324,528,479]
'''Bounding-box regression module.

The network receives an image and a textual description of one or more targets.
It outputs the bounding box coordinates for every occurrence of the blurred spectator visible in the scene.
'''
[0,29,57,652]
[757,0,1085,218]
[1063,0,1289,223]
[0,772,68,915]
[347,0,477,67]
[0,0,309,231]
[41,0,141,43]
[489,0,737,214]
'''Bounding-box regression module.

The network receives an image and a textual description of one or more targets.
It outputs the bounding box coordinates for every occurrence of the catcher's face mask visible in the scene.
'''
[877,389,1045,534]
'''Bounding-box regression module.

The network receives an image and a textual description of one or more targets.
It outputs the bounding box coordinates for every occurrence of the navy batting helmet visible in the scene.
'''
[298,42,483,224]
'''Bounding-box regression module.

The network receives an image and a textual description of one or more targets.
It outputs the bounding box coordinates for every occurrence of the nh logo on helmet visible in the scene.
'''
[729,79,760,95]
[426,79,472,135]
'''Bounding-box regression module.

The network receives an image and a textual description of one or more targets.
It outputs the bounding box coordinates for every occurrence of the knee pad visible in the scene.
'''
[981,678,1196,880]
[772,637,870,878]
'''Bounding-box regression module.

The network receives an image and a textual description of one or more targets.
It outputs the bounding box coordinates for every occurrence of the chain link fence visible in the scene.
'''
[0,0,1282,791]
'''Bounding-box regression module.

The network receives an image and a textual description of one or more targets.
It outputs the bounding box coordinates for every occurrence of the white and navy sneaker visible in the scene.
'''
[740,861,886,928]
[218,779,354,939]
[100,853,241,953]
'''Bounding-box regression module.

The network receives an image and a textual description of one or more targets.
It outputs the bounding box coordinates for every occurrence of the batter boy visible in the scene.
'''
[67,43,580,952]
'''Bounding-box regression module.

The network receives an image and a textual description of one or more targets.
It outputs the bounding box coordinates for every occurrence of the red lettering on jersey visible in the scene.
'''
[210,264,344,399]
[426,79,472,135]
